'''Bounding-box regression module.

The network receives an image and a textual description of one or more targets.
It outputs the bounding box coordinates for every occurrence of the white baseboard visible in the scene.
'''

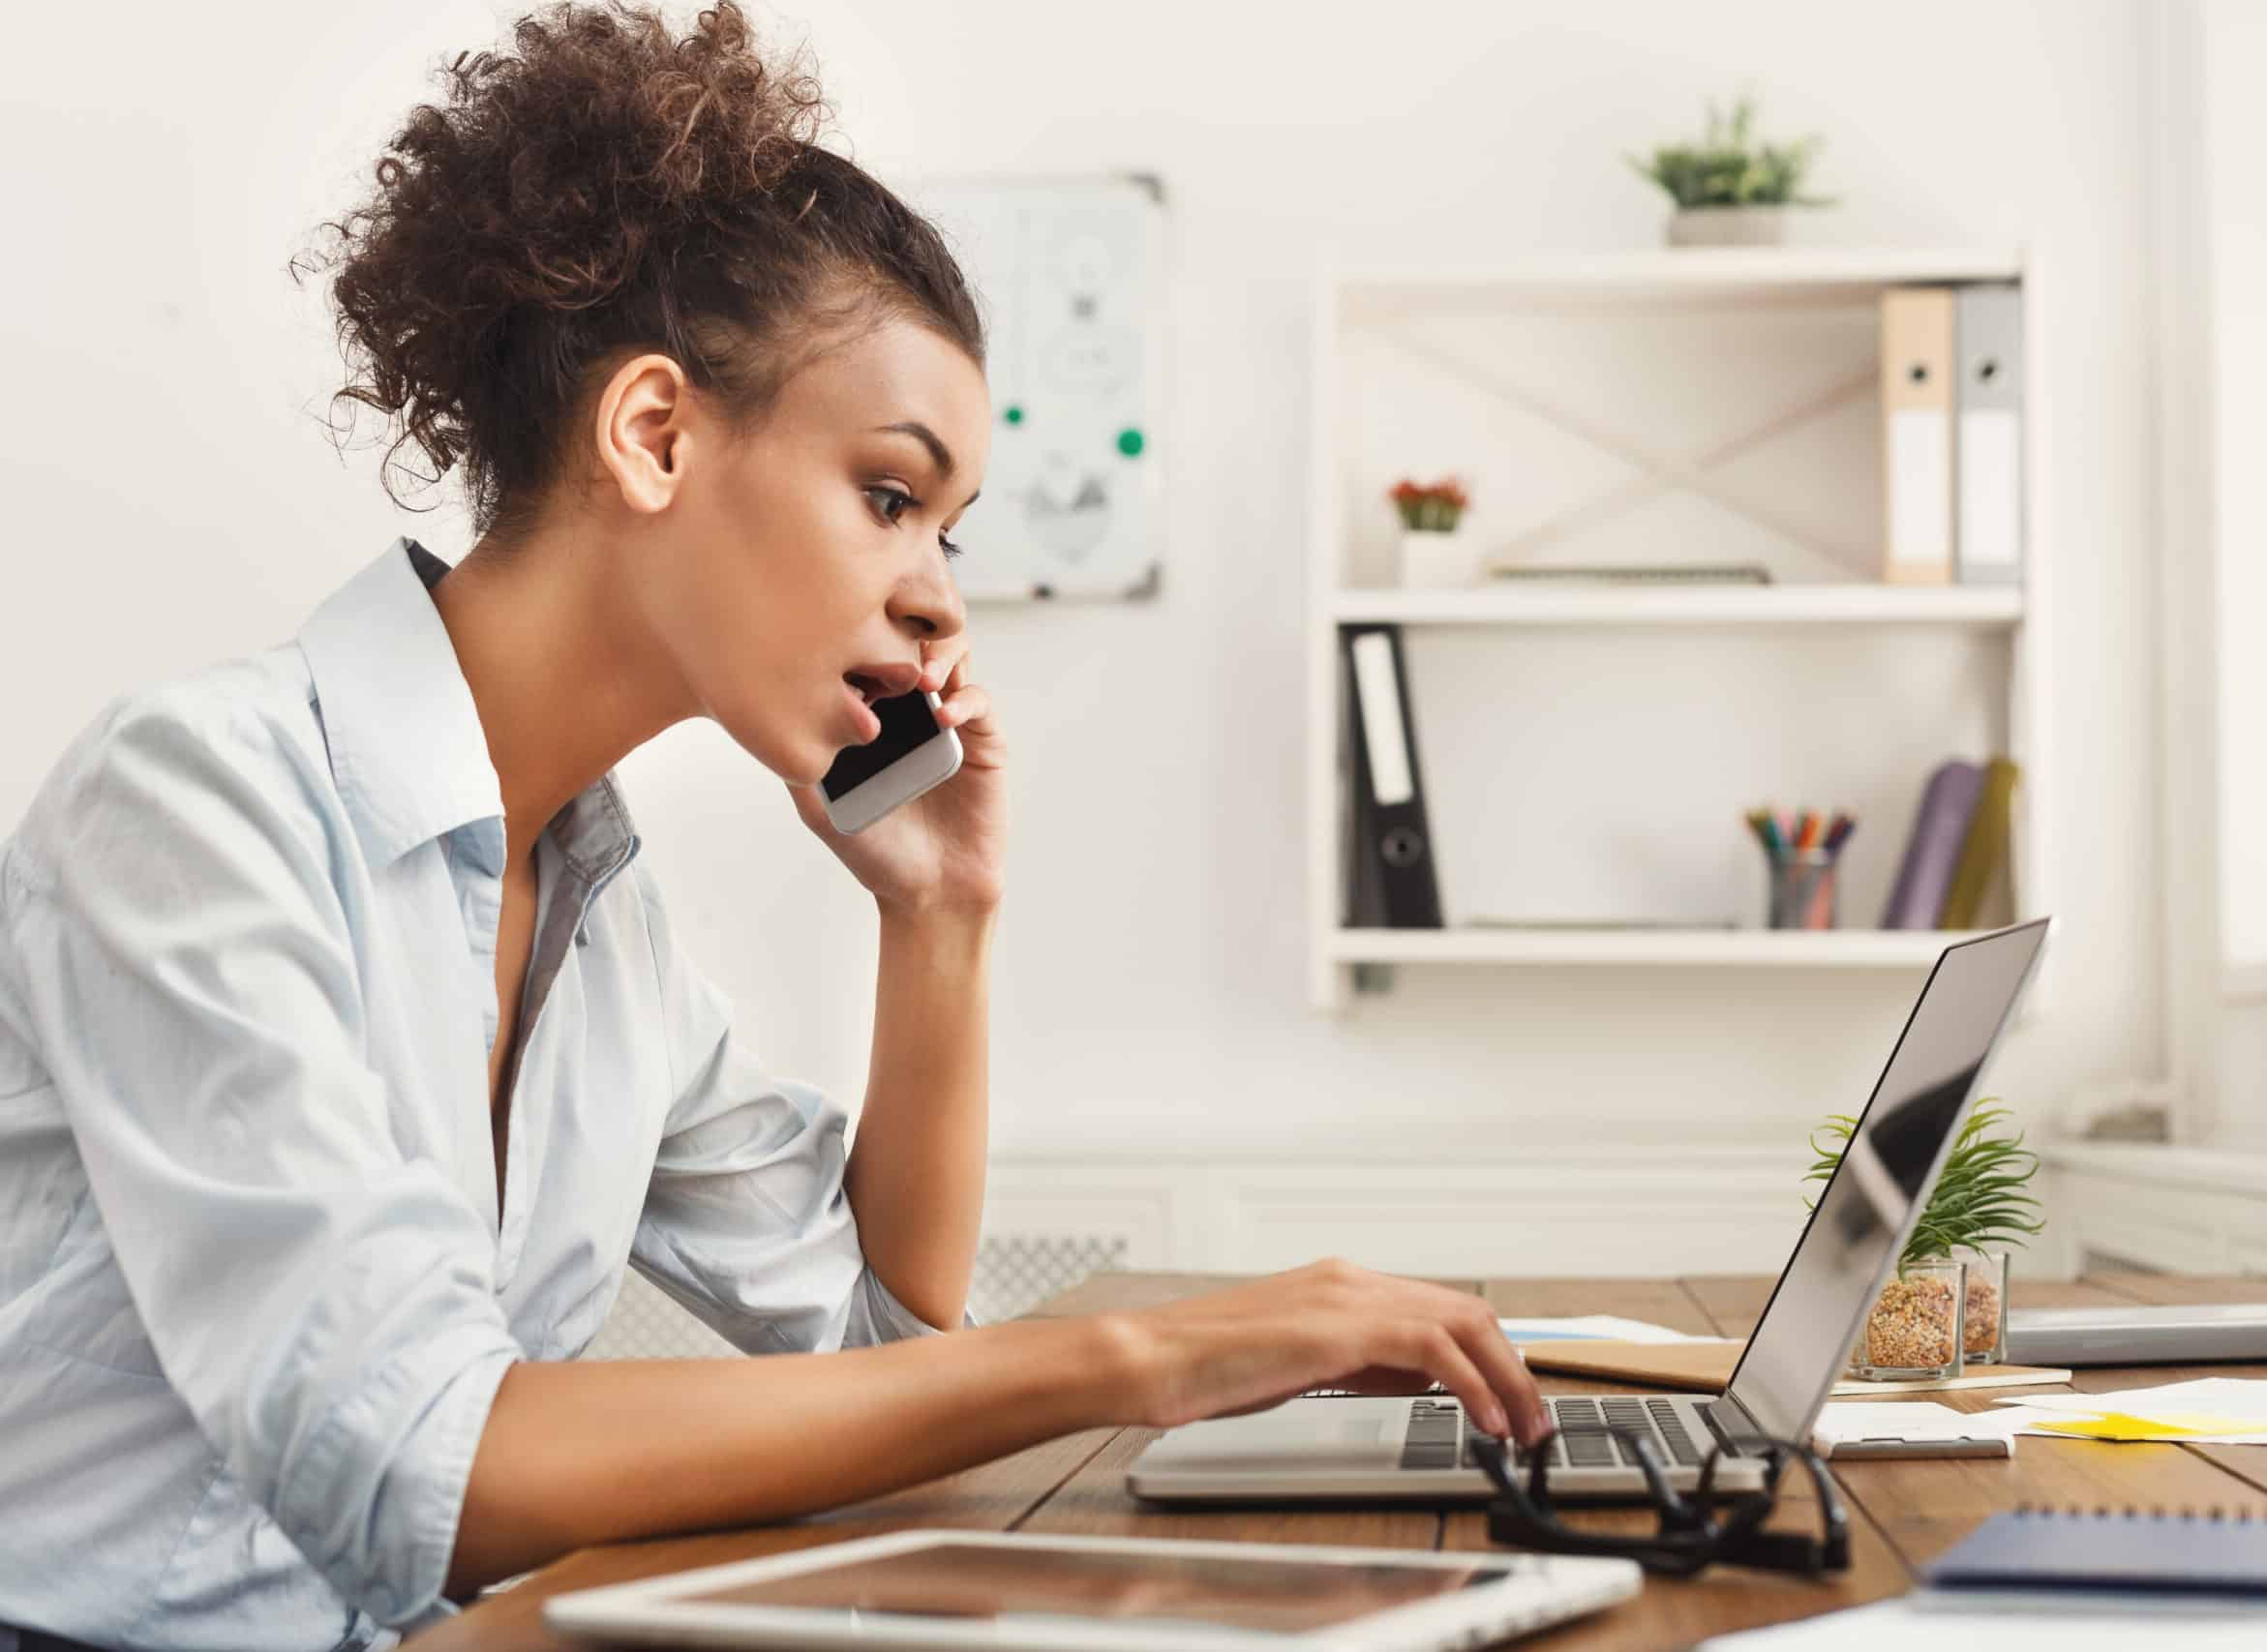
[982,1146,1811,1278]
[2039,1142,2267,1276]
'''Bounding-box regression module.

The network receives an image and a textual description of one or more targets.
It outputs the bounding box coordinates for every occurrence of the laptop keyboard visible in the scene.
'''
[1397,1396,1715,1472]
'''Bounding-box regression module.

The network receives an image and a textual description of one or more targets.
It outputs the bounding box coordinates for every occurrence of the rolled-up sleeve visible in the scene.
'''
[628,863,972,1353]
[8,698,523,1630]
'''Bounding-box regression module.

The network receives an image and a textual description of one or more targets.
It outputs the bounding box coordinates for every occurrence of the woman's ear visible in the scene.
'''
[593,352,693,515]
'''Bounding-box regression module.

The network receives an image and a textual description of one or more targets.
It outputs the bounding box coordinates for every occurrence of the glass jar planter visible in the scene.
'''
[1850,1257,1966,1381]
[1958,1249,2010,1367]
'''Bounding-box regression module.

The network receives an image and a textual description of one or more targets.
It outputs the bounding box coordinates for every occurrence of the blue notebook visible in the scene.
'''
[1925,1506,2267,1596]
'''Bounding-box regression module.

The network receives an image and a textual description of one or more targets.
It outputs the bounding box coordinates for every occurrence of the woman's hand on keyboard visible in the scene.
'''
[1103,1258,1551,1447]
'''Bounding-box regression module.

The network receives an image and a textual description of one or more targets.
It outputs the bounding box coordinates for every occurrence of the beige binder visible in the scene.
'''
[1880,286,1957,585]
[1520,1338,1743,1392]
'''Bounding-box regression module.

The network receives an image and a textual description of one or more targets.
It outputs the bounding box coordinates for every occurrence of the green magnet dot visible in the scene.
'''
[1116,427,1144,457]
[1003,405,1024,425]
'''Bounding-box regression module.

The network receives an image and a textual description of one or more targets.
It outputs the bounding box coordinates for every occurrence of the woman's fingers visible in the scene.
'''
[1445,1302,1550,1444]
[1308,1269,1548,1444]
[921,638,971,695]
[1137,1264,1554,1446]
[1373,1321,1504,1438]
[937,683,991,733]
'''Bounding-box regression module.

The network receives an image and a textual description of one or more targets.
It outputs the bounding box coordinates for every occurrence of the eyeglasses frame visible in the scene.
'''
[1470,1424,1851,1578]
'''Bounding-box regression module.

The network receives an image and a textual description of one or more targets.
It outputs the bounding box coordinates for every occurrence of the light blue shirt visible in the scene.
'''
[0,539,951,1650]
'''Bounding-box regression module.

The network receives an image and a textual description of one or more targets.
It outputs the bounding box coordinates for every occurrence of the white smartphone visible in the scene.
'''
[821,688,964,834]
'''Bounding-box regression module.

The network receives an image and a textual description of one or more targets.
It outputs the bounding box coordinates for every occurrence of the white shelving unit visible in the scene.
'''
[1307,247,2051,1011]
[1325,927,1993,969]
[1328,585,2025,629]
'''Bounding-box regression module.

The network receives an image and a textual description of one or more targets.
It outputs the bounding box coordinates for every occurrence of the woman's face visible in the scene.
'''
[634,316,990,786]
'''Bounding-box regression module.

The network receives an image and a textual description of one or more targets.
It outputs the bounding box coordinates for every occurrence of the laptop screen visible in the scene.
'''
[1721,918,2049,1443]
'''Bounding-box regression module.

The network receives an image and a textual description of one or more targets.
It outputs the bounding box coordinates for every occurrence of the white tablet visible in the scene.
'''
[541,1528,1640,1651]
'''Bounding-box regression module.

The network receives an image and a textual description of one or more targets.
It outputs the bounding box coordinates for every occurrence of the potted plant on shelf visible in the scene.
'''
[1804,1101,2044,1377]
[1629,96,1835,247]
[1389,475,1476,587]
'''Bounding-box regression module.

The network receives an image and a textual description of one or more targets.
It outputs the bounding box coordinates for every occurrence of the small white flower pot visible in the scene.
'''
[1668,205,1793,247]
[1398,528,1482,588]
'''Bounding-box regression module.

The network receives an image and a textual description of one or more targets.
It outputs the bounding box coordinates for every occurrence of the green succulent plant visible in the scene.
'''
[1803,1101,2044,1275]
[1629,97,1835,210]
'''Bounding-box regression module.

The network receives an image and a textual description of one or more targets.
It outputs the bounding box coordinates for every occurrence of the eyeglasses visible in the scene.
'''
[1470,1426,1851,1578]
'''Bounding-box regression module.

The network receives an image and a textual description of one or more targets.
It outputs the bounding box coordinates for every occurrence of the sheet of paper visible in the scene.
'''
[1993,1377,2267,1420]
[1989,1378,2267,1443]
[1700,1593,2267,1650]
[1496,1315,1715,1345]
[1812,1401,2029,1446]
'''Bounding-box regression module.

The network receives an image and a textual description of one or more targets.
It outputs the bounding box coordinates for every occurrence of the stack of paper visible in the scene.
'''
[1811,1400,2029,1453]
[1991,1377,2267,1444]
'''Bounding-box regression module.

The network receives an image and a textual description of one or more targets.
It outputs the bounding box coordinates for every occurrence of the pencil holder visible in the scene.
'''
[1768,850,1837,930]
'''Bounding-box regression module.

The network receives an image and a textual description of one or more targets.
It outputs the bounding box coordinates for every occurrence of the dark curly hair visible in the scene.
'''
[292,0,986,543]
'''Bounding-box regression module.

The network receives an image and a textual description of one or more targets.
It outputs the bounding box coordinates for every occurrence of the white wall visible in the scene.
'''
[0,3,2176,1247]
[2197,0,2267,1131]
[2204,1,2267,974]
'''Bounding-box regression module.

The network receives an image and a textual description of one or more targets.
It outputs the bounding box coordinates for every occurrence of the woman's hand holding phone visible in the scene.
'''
[791,637,1006,916]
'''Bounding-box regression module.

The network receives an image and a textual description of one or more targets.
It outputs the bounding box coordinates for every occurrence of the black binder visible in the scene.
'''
[1341,624,1443,928]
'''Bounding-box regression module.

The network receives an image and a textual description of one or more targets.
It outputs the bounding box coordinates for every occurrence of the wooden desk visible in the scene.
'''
[414,1273,2267,1651]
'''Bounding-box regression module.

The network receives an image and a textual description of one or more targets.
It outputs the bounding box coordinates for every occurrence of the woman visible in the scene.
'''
[0,4,1547,1646]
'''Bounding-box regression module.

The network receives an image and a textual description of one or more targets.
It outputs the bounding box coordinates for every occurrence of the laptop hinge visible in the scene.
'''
[1700,1393,1767,1457]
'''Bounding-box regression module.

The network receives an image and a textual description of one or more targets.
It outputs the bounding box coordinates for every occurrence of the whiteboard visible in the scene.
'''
[899,173,1165,602]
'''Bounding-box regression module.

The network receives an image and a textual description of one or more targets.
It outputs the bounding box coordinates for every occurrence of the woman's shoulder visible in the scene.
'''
[9,644,340,886]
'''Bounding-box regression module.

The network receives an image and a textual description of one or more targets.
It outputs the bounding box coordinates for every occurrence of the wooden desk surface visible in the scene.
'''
[415,1273,2267,1651]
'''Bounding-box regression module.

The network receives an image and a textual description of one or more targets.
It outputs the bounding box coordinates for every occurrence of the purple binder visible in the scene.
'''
[1881,760,1986,929]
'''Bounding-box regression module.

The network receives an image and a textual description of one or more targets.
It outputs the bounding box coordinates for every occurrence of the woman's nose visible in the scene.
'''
[890,557,966,643]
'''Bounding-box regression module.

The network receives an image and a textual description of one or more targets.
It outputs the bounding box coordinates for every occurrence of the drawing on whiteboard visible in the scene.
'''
[1027,455,1112,563]
[900,173,1164,602]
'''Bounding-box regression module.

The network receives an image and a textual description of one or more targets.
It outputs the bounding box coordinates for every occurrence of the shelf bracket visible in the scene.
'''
[1380,323,1875,571]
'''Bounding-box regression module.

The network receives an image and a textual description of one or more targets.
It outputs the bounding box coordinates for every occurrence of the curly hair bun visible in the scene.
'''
[295,0,982,539]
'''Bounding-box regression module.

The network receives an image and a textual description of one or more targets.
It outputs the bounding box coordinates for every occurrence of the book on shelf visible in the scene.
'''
[1939,756,2018,929]
[1882,760,1984,928]
[1881,756,2018,930]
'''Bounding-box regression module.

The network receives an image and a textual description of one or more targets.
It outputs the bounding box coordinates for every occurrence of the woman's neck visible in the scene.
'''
[430,528,691,868]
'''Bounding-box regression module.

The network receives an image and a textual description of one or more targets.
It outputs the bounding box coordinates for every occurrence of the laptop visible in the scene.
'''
[1128,918,2051,1504]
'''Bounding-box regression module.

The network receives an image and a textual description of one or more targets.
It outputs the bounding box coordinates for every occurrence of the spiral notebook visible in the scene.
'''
[1925,1505,2267,1596]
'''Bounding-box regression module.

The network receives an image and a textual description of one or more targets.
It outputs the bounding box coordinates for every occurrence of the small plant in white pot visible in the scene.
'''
[1630,96,1835,246]
[1389,475,1476,588]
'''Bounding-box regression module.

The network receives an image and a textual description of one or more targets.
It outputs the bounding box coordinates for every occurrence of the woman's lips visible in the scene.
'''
[842,677,881,741]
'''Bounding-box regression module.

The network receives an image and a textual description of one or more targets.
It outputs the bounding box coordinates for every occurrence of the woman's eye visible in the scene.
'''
[869,485,964,560]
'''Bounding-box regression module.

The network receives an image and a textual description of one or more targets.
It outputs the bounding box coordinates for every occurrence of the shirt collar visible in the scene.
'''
[297,538,640,883]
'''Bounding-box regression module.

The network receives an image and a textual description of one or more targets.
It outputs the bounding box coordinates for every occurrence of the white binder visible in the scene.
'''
[1955,284,2025,586]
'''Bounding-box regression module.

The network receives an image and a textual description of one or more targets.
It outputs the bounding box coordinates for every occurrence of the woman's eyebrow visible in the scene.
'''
[871,421,981,508]
[873,421,955,477]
